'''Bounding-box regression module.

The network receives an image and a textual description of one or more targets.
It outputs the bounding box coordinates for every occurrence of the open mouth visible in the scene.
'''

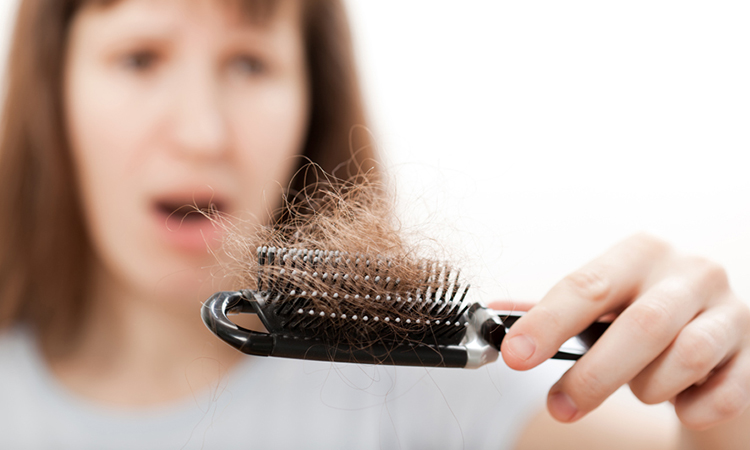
[154,199,227,225]
[150,194,229,251]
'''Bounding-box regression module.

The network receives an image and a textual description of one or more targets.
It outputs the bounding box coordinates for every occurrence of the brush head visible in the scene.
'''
[250,246,472,349]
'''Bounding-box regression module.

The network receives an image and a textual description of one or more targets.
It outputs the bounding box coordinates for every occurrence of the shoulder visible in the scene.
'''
[0,326,42,399]
[0,327,45,445]
[0,326,35,375]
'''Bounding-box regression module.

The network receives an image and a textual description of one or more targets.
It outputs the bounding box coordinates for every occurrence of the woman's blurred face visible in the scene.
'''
[64,0,309,300]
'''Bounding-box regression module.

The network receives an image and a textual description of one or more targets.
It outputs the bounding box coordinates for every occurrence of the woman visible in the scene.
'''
[0,0,748,448]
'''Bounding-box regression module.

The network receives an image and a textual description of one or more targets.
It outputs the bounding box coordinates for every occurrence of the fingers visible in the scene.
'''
[545,276,706,422]
[629,299,748,405]
[498,231,749,430]
[486,299,536,313]
[501,233,671,371]
[675,348,750,430]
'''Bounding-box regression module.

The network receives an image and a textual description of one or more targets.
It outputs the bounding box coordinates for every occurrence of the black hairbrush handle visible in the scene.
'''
[482,312,610,361]
[203,292,609,366]
[202,291,275,356]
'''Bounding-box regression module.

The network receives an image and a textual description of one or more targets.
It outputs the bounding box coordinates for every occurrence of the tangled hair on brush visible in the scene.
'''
[218,167,470,349]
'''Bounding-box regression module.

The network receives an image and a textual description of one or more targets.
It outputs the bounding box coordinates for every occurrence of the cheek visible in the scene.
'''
[227,81,309,216]
[64,61,187,294]
[68,58,163,194]
[65,53,166,217]
[66,68,144,253]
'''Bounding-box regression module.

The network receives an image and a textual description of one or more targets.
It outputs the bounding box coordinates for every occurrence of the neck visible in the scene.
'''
[44,261,243,406]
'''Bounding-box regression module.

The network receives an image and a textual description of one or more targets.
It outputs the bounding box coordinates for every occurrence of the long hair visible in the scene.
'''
[0,0,376,339]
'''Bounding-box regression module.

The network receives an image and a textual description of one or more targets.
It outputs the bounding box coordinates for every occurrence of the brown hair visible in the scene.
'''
[0,0,375,339]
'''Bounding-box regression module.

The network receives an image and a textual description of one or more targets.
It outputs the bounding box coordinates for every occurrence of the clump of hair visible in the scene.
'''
[216,166,470,350]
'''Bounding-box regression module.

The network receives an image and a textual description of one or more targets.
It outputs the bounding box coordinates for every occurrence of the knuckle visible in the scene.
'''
[680,379,750,429]
[674,326,722,374]
[685,255,730,292]
[569,366,610,407]
[627,232,671,257]
[735,303,750,333]
[711,381,749,420]
[532,304,564,333]
[654,278,696,305]
[563,268,612,302]
[624,300,674,342]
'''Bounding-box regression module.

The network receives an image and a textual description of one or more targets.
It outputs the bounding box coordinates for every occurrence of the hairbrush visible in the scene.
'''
[202,246,609,368]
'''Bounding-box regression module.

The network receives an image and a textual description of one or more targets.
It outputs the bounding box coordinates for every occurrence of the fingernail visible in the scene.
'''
[548,391,578,422]
[505,334,536,361]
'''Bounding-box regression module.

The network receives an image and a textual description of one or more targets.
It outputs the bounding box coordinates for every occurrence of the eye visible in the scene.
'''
[229,55,266,76]
[121,50,160,72]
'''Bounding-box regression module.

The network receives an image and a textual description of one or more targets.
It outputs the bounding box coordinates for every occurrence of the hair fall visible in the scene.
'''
[216,168,463,349]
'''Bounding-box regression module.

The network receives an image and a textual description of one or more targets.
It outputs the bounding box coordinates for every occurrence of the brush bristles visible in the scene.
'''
[254,246,470,347]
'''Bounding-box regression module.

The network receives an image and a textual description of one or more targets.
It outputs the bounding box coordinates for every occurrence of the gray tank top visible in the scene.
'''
[0,327,564,449]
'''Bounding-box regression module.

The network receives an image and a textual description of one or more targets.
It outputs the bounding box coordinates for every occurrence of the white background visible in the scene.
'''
[347,1,750,304]
[1,0,748,303]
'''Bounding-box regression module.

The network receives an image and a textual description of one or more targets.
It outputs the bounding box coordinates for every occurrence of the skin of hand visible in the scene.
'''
[491,232,750,432]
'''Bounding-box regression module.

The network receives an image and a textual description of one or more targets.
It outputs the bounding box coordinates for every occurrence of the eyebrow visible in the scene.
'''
[223,0,280,25]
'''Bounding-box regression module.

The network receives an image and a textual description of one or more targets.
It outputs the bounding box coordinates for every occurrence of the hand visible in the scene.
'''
[494,233,750,430]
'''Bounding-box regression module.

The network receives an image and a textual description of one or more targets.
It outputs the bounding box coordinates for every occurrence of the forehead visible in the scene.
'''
[69,0,306,55]
[78,0,290,28]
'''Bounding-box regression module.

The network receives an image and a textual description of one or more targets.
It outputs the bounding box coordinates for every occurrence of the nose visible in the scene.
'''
[170,68,229,160]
